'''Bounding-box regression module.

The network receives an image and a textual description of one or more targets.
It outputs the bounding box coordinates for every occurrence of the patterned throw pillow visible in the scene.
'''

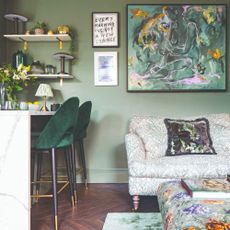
[164,118,216,156]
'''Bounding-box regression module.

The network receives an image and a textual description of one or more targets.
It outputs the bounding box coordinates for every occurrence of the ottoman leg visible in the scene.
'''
[132,195,140,211]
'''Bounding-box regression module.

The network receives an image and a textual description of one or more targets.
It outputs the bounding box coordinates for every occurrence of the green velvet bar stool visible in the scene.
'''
[74,101,92,188]
[32,97,79,230]
[57,101,92,202]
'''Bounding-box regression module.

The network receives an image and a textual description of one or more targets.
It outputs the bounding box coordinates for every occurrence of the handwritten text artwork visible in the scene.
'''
[92,13,119,47]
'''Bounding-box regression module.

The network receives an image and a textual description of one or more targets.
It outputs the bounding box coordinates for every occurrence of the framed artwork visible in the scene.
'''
[94,51,118,86]
[92,12,119,47]
[127,4,227,92]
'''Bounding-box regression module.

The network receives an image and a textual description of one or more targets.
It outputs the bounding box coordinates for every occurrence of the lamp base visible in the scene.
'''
[40,106,49,112]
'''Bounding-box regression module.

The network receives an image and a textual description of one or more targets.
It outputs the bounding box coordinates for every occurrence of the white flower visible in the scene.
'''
[13,73,20,80]
[17,63,23,72]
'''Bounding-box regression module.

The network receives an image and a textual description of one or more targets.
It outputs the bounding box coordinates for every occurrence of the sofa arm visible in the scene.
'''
[125,133,145,163]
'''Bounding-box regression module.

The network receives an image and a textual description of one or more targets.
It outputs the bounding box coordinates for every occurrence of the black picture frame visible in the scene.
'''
[92,12,119,48]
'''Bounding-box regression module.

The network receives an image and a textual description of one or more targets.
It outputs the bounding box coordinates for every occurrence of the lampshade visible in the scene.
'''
[35,83,53,97]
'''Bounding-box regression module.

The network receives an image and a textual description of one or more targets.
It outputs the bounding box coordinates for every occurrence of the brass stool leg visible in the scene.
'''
[50,148,58,230]
[36,153,43,202]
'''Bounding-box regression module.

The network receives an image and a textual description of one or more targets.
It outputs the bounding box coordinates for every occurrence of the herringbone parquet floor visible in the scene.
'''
[31,183,159,230]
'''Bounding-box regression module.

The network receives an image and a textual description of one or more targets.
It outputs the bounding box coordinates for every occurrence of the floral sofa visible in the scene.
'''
[125,113,230,210]
[157,180,230,230]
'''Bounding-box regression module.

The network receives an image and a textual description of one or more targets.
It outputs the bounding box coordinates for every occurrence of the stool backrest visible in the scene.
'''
[35,97,80,149]
[74,101,92,140]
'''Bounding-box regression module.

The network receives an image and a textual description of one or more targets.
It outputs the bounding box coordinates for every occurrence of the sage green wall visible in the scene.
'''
[0,0,6,64]
[5,0,230,182]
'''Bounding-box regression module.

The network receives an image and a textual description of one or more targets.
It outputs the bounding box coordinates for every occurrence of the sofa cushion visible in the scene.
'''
[128,113,230,159]
[135,120,167,159]
[129,155,230,178]
[164,118,216,156]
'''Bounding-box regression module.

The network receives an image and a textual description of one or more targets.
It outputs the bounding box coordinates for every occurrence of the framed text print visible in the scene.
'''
[127,4,227,92]
[94,52,118,86]
[92,12,119,47]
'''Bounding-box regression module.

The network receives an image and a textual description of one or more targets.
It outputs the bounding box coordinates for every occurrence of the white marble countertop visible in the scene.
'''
[0,110,55,116]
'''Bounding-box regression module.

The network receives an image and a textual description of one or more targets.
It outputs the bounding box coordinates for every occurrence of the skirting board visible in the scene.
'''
[57,167,128,183]
[86,168,128,183]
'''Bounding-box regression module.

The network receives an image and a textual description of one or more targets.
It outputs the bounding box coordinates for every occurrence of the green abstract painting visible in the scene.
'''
[127,4,227,92]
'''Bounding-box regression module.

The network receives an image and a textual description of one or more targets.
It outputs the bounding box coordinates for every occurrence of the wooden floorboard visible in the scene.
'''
[31,183,159,230]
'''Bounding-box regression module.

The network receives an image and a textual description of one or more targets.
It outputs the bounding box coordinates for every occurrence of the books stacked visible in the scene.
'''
[181,178,230,199]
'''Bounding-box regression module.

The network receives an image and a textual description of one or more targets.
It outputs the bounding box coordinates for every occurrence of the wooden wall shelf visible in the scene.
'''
[4,34,71,42]
[28,73,73,79]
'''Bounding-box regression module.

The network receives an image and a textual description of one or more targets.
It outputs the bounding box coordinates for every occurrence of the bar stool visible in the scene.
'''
[56,101,92,202]
[31,97,79,230]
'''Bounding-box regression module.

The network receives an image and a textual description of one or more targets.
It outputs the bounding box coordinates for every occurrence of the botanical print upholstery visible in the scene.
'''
[164,118,216,156]
[125,113,230,196]
[157,181,230,230]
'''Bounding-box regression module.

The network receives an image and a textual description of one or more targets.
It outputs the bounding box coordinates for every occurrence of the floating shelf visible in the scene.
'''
[28,74,73,79]
[4,34,71,42]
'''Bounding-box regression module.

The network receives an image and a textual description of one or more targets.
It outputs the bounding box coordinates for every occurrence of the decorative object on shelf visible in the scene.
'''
[31,60,45,74]
[32,21,48,35]
[94,51,118,86]
[53,52,74,85]
[57,25,70,34]
[4,14,28,34]
[12,50,27,69]
[0,64,33,110]
[57,26,70,48]
[126,4,227,92]
[35,83,53,111]
[28,101,40,111]
[19,101,28,110]
[47,30,54,35]
[92,12,119,47]
[50,103,60,111]
[45,65,56,74]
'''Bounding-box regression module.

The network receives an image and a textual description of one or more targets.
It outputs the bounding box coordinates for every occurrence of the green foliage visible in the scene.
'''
[33,21,48,30]
[0,64,35,97]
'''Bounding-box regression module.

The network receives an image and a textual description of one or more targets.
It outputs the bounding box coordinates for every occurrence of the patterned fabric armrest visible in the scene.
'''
[125,133,145,163]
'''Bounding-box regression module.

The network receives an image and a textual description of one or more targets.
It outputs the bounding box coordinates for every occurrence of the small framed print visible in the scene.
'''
[94,51,118,86]
[92,12,119,47]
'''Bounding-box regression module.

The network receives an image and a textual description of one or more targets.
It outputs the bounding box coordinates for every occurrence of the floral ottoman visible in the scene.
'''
[157,181,230,230]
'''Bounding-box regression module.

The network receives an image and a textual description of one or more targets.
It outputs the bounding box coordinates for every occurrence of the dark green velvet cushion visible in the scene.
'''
[74,101,92,140]
[33,97,79,150]
[164,118,216,156]
[56,101,92,147]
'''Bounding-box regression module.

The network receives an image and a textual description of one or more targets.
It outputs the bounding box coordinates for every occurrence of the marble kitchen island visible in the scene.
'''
[0,110,54,230]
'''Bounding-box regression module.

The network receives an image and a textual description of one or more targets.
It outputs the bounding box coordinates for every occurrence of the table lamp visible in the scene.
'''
[35,83,53,111]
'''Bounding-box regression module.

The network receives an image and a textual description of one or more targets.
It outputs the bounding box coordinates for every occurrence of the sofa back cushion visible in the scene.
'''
[206,113,230,156]
[129,113,230,159]
[130,116,167,159]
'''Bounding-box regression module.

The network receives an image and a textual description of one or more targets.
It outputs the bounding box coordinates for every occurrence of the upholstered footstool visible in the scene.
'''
[156,181,230,230]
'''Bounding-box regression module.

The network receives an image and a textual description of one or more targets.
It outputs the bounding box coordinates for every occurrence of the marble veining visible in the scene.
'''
[0,111,31,230]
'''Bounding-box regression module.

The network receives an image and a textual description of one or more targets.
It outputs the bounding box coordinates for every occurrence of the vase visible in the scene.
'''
[12,50,27,69]
[0,84,17,110]
[0,84,6,110]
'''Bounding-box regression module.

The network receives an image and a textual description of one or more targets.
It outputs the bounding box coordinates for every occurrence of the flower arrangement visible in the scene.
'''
[0,63,35,101]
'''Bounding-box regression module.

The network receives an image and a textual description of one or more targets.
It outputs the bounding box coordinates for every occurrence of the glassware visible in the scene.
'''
[31,60,45,74]
[45,65,56,74]
[0,84,6,110]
